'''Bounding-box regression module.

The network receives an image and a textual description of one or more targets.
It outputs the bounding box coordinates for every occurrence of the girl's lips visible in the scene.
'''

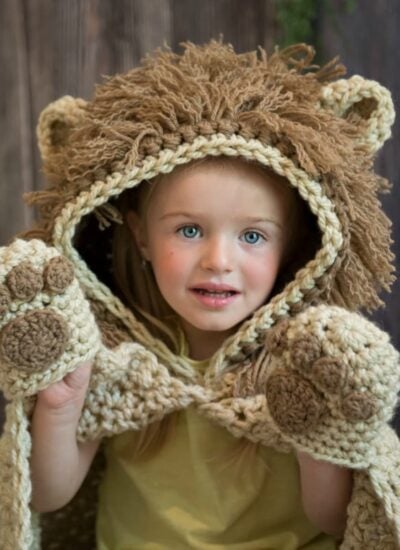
[190,282,239,292]
[189,288,240,308]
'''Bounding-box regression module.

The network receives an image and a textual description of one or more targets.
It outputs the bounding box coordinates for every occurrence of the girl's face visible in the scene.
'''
[129,161,294,357]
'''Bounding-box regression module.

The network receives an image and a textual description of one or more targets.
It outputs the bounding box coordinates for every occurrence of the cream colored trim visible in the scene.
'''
[319,76,395,153]
[52,134,343,375]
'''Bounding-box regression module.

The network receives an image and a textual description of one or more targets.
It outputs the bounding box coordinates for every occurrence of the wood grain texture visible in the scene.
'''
[0,0,399,431]
[319,1,400,376]
[0,0,36,243]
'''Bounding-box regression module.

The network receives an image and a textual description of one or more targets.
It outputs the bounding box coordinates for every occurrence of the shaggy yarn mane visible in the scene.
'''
[25,40,395,311]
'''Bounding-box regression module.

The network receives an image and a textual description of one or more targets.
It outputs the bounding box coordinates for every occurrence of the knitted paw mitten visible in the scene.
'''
[0,239,207,439]
[264,305,400,467]
[0,239,102,399]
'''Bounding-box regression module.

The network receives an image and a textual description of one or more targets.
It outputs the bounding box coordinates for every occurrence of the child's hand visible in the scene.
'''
[30,359,100,513]
[37,361,93,414]
[296,449,352,539]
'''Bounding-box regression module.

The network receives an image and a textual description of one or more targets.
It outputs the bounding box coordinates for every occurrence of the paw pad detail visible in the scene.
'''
[0,285,11,315]
[263,304,400,448]
[341,391,379,422]
[311,357,348,394]
[266,371,323,434]
[44,256,74,293]
[6,263,43,301]
[0,309,69,372]
[290,333,322,368]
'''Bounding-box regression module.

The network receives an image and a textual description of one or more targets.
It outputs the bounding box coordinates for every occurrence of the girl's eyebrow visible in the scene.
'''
[243,216,283,229]
[159,212,283,229]
[158,212,194,220]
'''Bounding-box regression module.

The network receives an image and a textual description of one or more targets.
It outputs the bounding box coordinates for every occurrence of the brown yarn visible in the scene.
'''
[88,298,134,342]
[0,285,11,316]
[348,97,378,120]
[341,391,379,422]
[317,175,395,311]
[98,320,132,349]
[0,309,69,371]
[44,256,75,293]
[264,319,290,354]
[23,40,395,312]
[266,371,323,434]
[290,333,322,368]
[311,357,348,394]
[232,351,271,398]
[5,263,43,301]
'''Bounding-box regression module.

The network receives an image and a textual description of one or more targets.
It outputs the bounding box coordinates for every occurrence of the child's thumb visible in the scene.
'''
[63,361,93,393]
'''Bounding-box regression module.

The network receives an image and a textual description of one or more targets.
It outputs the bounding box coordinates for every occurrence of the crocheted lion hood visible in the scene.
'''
[0,40,399,549]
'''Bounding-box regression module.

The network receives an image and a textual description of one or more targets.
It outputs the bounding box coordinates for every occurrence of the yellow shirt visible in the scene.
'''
[96,352,337,549]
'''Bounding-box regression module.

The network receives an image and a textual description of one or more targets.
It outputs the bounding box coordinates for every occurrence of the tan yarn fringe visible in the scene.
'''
[24,40,394,311]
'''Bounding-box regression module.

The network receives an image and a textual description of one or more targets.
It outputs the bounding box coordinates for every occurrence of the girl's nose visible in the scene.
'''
[200,237,234,273]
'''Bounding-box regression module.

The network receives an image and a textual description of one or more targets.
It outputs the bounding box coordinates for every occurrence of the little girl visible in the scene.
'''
[31,155,350,548]
[1,40,399,549]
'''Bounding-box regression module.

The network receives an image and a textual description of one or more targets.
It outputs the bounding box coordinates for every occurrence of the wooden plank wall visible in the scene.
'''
[1,1,399,431]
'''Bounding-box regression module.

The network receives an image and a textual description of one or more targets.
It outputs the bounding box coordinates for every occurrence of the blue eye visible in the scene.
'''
[178,225,201,239]
[242,231,264,244]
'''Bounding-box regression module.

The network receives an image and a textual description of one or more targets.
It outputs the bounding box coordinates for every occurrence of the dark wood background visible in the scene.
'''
[1,1,399,430]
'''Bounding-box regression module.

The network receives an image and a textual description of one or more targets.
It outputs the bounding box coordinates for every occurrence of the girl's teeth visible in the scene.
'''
[197,290,233,297]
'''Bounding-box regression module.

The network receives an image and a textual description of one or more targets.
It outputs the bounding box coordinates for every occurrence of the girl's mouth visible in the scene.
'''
[190,288,240,308]
[195,289,237,298]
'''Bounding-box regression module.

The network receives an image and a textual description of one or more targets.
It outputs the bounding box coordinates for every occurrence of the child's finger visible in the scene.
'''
[62,361,93,392]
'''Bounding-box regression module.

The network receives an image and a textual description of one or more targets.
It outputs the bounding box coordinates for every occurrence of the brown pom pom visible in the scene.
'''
[265,318,290,355]
[341,391,379,422]
[0,284,11,315]
[311,357,348,394]
[5,262,43,301]
[266,371,323,434]
[44,256,74,293]
[0,309,69,371]
[290,333,322,369]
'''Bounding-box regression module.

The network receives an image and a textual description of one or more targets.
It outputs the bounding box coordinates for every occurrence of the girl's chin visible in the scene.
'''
[179,317,240,337]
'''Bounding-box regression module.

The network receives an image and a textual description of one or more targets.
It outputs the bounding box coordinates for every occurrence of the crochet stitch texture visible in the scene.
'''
[0,40,399,549]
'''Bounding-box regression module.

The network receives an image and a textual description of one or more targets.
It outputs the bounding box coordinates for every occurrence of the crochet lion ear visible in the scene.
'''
[36,95,88,163]
[319,75,395,153]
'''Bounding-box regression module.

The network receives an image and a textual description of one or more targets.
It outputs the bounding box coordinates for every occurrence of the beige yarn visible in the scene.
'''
[0,240,399,548]
[0,239,101,398]
[36,95,87,161]
[319,75,395,152]
[0,41,399,549]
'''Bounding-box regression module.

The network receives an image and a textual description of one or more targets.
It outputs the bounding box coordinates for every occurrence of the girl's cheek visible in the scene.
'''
[246,252,281,285]
[152,247,182,276]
